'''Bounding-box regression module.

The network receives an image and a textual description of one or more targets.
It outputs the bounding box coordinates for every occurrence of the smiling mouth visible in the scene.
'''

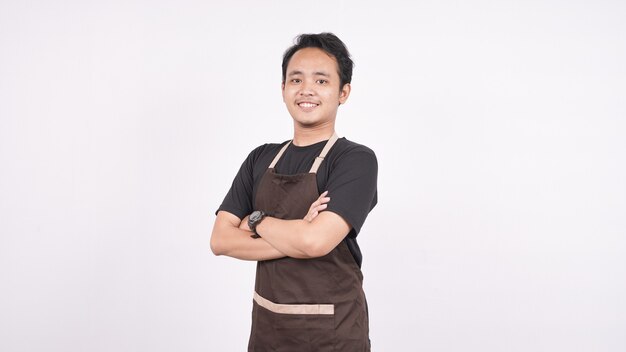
[298,102,319,108]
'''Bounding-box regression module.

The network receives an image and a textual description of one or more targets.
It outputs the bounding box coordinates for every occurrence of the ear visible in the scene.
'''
[281,82,286,102]
[338,83,351,105]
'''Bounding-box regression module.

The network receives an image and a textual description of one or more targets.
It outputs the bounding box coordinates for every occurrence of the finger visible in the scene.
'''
[313,196,330,207]
[315,193,328,204]
[309,205,327,219]
[304,212,315,222]
[310,199,328,211]
[315,204,328,211]
[310,192,330,208]
[314,191,328,203]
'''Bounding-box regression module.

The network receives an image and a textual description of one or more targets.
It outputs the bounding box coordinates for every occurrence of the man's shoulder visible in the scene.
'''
[325,137,377,172]
[246,140,290,161]
[333,137,377,159]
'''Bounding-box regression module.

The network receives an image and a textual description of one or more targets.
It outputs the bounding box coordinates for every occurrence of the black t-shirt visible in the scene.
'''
[216,137,378,267]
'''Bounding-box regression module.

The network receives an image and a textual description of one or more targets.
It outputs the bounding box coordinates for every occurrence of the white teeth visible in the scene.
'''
[299,103,317,108]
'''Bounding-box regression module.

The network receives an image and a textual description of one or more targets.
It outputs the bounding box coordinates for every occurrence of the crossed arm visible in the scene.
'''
[210,191,351,261]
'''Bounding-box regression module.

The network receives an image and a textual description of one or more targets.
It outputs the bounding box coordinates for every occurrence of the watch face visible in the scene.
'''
[250,211,262,222]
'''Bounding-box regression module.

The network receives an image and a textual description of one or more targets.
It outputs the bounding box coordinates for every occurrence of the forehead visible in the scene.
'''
[286,47,339,76]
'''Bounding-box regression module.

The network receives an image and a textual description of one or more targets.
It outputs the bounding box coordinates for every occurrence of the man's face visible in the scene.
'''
[282,47,351,129]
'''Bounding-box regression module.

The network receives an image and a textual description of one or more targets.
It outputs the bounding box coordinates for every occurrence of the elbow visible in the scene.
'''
[300,233,332,259]
[298,221,350,258]
[210,242,221,256]
[210,240,222,256]
[304,246,331,259]
[210,232,225,256]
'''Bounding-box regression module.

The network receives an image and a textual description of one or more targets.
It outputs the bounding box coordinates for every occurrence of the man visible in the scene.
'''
[211,32,377,351]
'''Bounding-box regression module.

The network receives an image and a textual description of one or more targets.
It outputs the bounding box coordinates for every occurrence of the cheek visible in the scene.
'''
[282,89,290,102]
[283,87,296,98]
[324,91,341,102]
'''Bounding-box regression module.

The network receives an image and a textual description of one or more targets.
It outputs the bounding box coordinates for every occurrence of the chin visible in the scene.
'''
[291,115,317,125]
[293,120,317,127]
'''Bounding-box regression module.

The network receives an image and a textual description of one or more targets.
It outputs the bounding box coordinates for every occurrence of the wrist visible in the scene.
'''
[248,210,266,238]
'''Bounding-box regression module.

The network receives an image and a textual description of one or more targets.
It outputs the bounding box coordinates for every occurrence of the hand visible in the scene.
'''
[303,191,330,222]
[239,215,251,232]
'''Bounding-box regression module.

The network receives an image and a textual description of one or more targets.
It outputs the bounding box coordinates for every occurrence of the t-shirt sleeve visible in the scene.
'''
[215,147,260,219]
[324,147,378,237]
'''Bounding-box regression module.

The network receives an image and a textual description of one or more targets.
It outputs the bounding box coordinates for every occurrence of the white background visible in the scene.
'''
[1,0,625,351]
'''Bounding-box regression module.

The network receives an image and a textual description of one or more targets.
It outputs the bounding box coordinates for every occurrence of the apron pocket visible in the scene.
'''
[273,312,335,351]
[253,292,336,351]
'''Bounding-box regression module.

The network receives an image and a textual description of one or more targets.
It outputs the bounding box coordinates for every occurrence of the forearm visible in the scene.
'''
[214,228,286,261]
[255,210,351,259]
[255,217,315,258]
[211,213,287,261]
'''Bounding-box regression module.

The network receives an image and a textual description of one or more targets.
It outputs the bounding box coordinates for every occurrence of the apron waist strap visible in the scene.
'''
[253,291,334,315]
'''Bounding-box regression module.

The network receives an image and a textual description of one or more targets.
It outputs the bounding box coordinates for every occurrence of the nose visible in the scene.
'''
[299,80,315,96]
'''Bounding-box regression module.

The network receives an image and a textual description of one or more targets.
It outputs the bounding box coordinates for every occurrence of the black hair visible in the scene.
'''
[281,33,354,89]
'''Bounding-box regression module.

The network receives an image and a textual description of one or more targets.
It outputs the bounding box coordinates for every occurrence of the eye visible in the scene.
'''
[317,79,328,84]
[291,79,301,84]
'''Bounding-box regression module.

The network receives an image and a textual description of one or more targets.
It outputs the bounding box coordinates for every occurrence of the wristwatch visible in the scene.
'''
[248,210,266,238]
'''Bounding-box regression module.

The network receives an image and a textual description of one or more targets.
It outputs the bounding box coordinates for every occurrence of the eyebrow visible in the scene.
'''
[287,70,331,77]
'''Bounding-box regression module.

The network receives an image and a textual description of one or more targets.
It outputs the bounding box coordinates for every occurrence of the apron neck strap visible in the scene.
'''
[268,141,291,169]
[267,132,339,173]
[309,132,339,173]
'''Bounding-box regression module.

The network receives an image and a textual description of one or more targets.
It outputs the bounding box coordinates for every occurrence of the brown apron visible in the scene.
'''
[248,133,370,352]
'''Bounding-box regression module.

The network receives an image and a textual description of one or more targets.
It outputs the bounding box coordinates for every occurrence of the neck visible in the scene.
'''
[292,122,335,146]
